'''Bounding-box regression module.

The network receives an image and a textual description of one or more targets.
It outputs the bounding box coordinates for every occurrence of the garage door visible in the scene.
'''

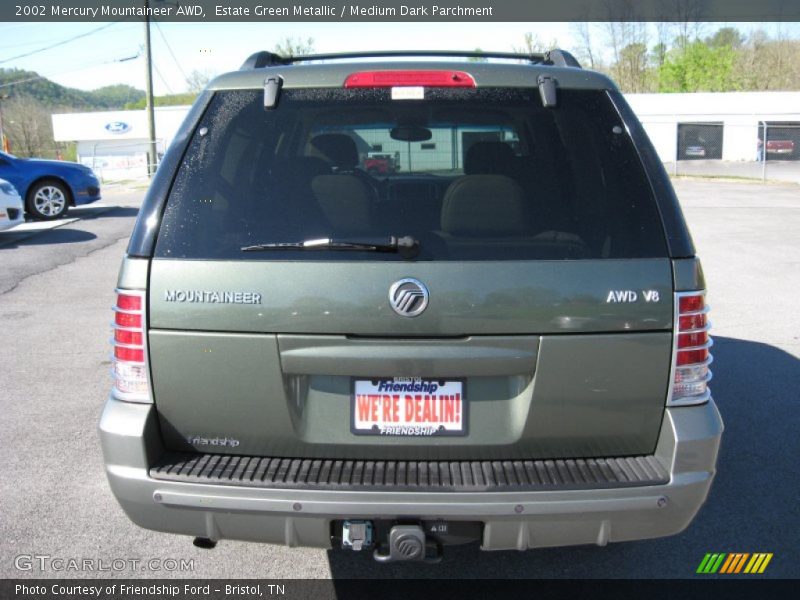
[678,122,723,160]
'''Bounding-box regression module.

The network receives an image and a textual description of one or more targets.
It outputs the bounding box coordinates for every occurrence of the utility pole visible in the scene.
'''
[144,0,157,177]
[0,94,8,153]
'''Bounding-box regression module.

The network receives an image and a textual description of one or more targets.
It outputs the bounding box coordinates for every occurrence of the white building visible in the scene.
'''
[51,106,190,181]
[628,91,800,163]
[51,91,800,182]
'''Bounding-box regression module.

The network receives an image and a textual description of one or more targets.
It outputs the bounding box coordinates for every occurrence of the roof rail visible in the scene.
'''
[544,49,582,68]
[240,51,288,69]
[240,49,582,70]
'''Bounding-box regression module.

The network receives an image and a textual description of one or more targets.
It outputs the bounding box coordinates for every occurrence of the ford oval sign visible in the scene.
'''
[105,121,131,134]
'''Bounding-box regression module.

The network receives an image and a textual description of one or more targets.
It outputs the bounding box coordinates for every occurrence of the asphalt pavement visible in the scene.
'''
[0,180,798,579]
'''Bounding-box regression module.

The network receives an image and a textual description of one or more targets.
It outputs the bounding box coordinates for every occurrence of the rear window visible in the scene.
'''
[155,87,667,261]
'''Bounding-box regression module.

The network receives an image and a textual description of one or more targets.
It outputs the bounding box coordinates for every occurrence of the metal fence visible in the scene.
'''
[642,119,800,184]
[84,139,165,183]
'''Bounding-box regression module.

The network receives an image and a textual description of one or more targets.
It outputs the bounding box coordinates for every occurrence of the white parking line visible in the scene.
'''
[0,204,120,246]
[3,218,79,234]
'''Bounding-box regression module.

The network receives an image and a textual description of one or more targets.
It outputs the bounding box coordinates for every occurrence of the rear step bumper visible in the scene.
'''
[150,454,669,492]
[99,397,723,551]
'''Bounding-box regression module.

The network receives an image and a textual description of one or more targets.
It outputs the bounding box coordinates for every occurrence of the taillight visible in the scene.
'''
[344,70,476,88]
[111,289,150,402]
[669,291,713,406]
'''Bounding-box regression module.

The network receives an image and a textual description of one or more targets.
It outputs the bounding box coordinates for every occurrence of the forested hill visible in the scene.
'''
[0,68,145,110]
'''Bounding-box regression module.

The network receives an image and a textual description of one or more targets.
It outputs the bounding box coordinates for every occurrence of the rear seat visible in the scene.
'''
[440,143,588,258]
[441,174,527,238]
[308,134,376,235]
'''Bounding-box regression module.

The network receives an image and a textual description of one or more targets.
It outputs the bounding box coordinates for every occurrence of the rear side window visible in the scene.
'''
[155,87,667,261]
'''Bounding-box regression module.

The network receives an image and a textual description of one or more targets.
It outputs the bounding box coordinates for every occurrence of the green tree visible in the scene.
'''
[0,69,144,110]
[58,142,77,162]
[468,48,488,62]
[651,42,667,68]
[124,93,196,110]
[706,27,744,49]
[185,69,215,94]
[658,41,737,92]
[512,32,557,55]
[614,42,650,92]
[3,94,55,157]
[572,22,597,69]
[274,37,315,58]
[89,85,145,107]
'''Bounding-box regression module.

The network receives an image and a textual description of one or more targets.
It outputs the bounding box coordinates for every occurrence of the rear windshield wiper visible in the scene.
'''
[241,235,419,257]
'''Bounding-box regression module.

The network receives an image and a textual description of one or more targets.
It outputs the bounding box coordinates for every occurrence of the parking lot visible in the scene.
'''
[0,179,798,579]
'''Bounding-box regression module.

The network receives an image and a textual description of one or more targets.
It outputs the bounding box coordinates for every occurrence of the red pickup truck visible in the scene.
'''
[363,152,399,174]
[758,139,795,159]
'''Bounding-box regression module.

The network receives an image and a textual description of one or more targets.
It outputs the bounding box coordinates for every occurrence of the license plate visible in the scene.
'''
[352,378,466,437]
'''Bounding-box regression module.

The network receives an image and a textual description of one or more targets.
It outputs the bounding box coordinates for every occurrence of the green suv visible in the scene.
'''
[100,50,722,562]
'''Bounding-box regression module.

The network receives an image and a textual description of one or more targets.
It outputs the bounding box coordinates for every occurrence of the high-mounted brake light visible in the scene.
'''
[668,291,713,406]
[111,289,150,403]
[344,70,476,88]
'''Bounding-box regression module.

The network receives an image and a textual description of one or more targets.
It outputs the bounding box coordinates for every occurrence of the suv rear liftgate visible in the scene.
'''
[100,50,722,561]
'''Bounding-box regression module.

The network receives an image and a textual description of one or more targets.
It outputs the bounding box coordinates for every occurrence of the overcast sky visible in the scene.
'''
[0,21,797,95]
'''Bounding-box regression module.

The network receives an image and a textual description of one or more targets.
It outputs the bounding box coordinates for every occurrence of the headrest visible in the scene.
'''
[311,174,371,232]
[310,134,359,169]
[464,141,516,175]
[441,175,527,236]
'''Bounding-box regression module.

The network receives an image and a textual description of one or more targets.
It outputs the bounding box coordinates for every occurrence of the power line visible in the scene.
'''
[0,38,87,51]
[0,52,140,89]
[0,23,139,52]
[151,60,174,95]
[0,21,126,66]
[154,22,188,81]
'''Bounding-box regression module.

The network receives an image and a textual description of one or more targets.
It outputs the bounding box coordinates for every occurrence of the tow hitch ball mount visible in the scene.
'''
[342,521,443,563]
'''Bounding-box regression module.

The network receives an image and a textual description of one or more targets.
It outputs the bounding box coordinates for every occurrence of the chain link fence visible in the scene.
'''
[643,119,800,184]
[80,139,165,183]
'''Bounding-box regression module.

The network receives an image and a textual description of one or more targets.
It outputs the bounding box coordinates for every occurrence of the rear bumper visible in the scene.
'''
[99,397,723,551]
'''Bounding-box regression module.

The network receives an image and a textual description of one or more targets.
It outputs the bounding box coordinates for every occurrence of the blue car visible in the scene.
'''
[0,151,101,220]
